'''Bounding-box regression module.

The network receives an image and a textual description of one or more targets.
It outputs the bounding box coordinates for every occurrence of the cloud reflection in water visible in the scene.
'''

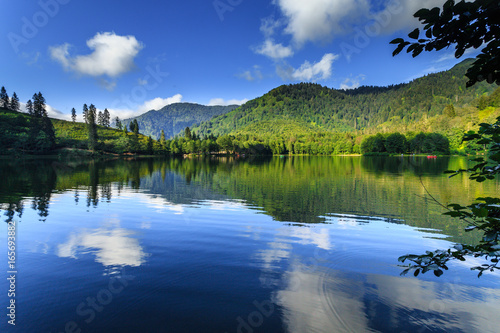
[57,227,147,267]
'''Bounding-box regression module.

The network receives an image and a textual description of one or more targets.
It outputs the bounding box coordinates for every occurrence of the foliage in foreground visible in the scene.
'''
[395,0,500,278]
[399,117,500,277]
[391,0,499,88]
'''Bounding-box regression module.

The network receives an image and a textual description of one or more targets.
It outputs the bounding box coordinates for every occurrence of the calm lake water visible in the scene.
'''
[1,156,500,333]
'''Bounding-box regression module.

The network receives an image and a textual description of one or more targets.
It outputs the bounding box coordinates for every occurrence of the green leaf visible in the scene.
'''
[414,269,420,277]
[428,264,439,270]
[448,204,465,210]
[484,231,498,242]
[434,269,443,277]
[392,44,405,57]
[471,207,488,218]
[414,8,430,18]
[408,28,420,39]
[444,211,464,217]
[390,38,405,44]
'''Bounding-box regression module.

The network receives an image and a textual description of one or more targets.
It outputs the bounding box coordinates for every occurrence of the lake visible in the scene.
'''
[1,156,500,333]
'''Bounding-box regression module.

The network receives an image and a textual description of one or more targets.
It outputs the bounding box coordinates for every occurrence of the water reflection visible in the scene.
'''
[275,263,500,332]
[1,156,498,244]
[58,226,147,267]
[252,216,500,333]
[1,156,500,332]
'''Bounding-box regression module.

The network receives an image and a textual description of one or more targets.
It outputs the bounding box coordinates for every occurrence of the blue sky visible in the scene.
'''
[1,0,476,121]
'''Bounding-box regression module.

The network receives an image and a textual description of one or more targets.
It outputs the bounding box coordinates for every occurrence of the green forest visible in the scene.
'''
[191,59,499,155]
[1,58,500,157]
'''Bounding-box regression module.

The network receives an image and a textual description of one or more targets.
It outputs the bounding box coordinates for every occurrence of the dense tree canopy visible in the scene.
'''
[391,0,500,87]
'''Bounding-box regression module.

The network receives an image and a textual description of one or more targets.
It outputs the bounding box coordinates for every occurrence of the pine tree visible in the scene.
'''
[83,104,89,123]
[184,126,192,140]
[132,119,139,134]
[32,92,47,117]
[97,111,104,126]
[147,136,153,154]
[160,129,166,148]
[444,104,456,118]
[115,116,122,130]
[26,99,34,116]
[103,108,110,127]
[9,92,19,112]
[0,86,9,108]
[27,92,55,151]
[87,104,98,151]
[71,108,77,122]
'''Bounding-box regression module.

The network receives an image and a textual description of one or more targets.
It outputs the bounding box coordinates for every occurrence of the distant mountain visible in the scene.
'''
[123,103,237,139]
[195,59,498,138]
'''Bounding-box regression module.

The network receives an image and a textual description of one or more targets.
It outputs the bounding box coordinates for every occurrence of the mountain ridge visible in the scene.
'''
[123,102,238,139]
[194,58,497,138]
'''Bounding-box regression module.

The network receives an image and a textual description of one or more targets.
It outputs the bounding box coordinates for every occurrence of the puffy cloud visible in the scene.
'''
[107,94,183,120]
[20,102,71,121]
[45,104,70,120]
[340,75,366,90]
[255,39,294,60]
[260,16,284,38]
[57,227,147,267]
[279,53,339,81]
[377,0,448,34]
[49,32,143,78]
[208,98,249,106]
[276,0,369,44]
[137,94,183,113]
[271,0,448,45]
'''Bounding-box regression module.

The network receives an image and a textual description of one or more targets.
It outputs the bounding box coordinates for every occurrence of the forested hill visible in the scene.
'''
[123,103,237,139]
[195,59,497,137]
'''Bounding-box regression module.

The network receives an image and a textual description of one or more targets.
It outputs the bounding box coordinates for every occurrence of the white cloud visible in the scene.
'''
[138,94,183,113]
[99,78,117,91]
[208,98,249,106]
[45,104,70,120]
[280,53,339,81]
[270,0,448,46]
[276,0,369,44]
[107,94,183,120]
[19,102,71,121]
[340,74,366,90]
[57,227,147,267]
[239,70,255,81]
[21,51,41,65]
[255,39,294,60]
[49,32,143,78]
[435,47,479,63]
[238,65,263,82]
[377,0,448,34]
[260,16,284,38]
[137,78,148,85]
